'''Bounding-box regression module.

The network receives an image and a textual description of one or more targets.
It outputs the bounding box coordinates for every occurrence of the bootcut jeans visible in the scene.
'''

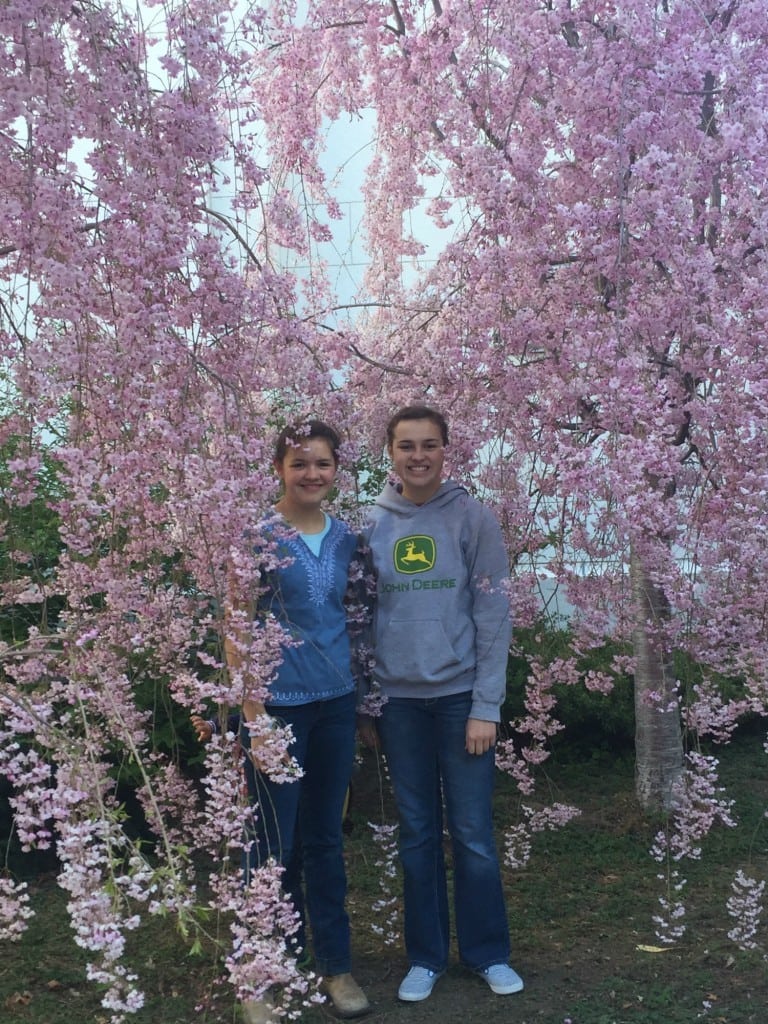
[241,689,356,976]
[378,690,511,972]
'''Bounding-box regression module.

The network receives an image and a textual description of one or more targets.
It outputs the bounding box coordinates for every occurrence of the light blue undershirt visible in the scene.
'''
[299,512,330,556]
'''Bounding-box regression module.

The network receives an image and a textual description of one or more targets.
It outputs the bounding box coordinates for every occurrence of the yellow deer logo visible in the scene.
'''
[394,536,436,574]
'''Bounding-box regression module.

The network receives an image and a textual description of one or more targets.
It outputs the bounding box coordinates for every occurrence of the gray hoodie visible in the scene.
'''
[365,480,512,721]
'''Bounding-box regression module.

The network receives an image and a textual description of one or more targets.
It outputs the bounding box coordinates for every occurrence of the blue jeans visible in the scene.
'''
[242,690,356,976]
[378,691,510,972]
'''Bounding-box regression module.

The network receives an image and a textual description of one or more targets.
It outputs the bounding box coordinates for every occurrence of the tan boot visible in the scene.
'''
[241,992,276,1024]
[322,973,371,1019]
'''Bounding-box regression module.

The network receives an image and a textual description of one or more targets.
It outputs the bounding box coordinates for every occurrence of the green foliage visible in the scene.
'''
[673,647,755,725]
[0,438,64,643]
[345,445,389,511]
[505,625,636,759]
[506,624,755,762]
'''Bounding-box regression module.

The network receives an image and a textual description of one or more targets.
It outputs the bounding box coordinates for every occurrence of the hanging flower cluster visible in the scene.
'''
[726,870,765,953]
[650,752,738,943]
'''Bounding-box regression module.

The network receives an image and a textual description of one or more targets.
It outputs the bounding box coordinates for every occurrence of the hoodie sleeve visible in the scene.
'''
[466,502,512,722]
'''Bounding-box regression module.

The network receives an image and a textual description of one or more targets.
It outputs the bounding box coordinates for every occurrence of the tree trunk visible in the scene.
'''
[630,548,684,812]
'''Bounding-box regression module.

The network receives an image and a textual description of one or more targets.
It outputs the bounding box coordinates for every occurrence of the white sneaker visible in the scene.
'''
[478,963,524,995]
[397,965,444,1002]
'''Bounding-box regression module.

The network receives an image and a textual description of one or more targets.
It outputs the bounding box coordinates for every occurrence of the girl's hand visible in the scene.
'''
[465,717,497,756]
[191,715,213,743]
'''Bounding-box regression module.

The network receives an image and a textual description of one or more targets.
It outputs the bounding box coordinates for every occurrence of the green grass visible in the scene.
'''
[2,730,767,1023]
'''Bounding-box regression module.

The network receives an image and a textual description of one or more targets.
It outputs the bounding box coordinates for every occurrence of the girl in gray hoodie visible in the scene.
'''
[362,405,523,1003]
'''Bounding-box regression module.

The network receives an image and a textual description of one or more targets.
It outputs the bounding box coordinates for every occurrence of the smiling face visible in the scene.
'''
[388,417,445,504]
[275,437,337,514]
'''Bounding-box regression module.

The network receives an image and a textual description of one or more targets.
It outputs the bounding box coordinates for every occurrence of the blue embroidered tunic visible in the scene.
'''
[257,515,360,706]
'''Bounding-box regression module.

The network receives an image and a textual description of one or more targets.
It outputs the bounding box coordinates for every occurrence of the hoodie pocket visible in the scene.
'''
[380,618,462,681]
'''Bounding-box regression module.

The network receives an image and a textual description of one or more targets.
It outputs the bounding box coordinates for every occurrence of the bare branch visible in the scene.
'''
[199,205,263,271]
[0,217,112,258]
[388,0,406,36]
[347,342,410,375]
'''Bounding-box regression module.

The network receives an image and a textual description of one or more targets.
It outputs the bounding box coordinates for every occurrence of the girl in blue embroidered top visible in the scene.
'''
[227,420,369,1021]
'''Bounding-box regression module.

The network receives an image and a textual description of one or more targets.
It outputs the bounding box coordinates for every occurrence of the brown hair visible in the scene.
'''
[274,419,341,465]
[386,405,449,447]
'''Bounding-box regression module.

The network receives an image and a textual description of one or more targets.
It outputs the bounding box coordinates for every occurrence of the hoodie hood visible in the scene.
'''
[374,479,467,516]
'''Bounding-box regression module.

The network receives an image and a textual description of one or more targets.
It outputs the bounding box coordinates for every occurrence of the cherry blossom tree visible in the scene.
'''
[257,0,768,792]
[0,0,356,1015]
[2,0,768,1013]
[255,0,768,945]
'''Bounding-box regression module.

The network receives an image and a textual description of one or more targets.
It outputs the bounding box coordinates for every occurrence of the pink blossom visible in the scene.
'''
[0,877,34,941]
[3,0,768,1011]
[726,870,765,952]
